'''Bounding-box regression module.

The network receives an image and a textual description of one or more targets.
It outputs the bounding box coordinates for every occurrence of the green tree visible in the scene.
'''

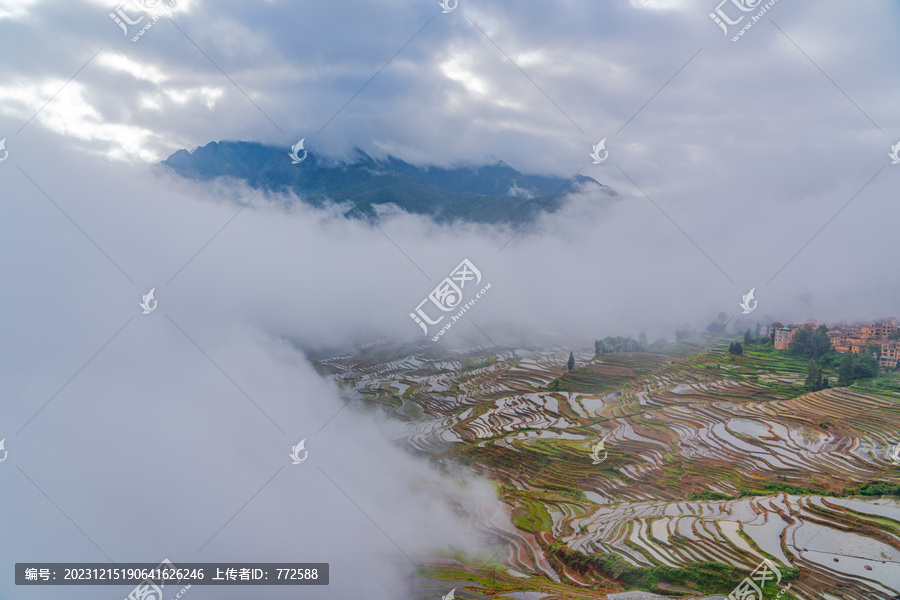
[567,351,575,371]
[595,336,642,354]
[868,344,882,361]
[805,360,823,391]
[789,324,833,358]
[707,312,727,334]
[744,329,753,345]
[811,325,832,357]
[838,352,855,386]
[855,353,879,379]
[639,332,648,351]
[789,326,813,356]
[728,342,743,355]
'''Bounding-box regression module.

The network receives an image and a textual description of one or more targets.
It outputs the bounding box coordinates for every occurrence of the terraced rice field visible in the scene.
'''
[313,340,900,600]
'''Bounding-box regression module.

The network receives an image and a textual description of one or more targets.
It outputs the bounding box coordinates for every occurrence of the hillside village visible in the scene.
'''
[768,318,900,368]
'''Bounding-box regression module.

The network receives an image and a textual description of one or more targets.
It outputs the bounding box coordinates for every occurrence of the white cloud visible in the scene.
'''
[97,52,170,84]
[2,2,899,596]
[0,0,40,19]
[630,0,685,10]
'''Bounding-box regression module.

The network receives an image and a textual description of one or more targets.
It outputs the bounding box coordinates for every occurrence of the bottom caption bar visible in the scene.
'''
[16,562,329,585]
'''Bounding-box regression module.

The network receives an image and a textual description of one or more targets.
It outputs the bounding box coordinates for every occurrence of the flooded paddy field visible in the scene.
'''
[313,340,900,600]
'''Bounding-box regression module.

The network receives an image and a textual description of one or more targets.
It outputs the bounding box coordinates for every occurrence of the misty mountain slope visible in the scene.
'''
[161,141,606,224]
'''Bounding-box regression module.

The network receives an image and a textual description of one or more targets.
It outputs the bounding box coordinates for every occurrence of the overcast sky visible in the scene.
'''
[1,1,899,598]
[0,0,897,333]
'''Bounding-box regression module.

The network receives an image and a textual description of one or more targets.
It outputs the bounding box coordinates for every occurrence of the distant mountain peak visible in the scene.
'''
[161,141,606,224]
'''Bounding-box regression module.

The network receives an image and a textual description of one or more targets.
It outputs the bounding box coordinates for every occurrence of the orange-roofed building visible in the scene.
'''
[774,327,797,350]
[879,341,900,368]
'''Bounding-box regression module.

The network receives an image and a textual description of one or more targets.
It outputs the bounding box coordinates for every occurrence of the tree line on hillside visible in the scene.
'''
[736,329,772,349]
[591,321,890,391]
[706,312,728,335]
[788,324,832,357]
[731,323,885,391]
[787,324,880,389]
[836,351,879,386]
[800,355,878,390]
[594,333,669,356]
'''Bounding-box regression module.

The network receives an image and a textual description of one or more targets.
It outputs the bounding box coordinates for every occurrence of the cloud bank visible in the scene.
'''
[2,1,900,598]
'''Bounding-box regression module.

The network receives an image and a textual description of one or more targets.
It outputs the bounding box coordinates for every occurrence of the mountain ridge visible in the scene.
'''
[161,141,606,224]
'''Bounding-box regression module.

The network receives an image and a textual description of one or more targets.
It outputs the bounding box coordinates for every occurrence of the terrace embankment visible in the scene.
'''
[314,339,900,599]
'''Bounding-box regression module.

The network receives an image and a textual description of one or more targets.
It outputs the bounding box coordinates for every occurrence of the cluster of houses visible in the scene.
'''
[767,319,900,369]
